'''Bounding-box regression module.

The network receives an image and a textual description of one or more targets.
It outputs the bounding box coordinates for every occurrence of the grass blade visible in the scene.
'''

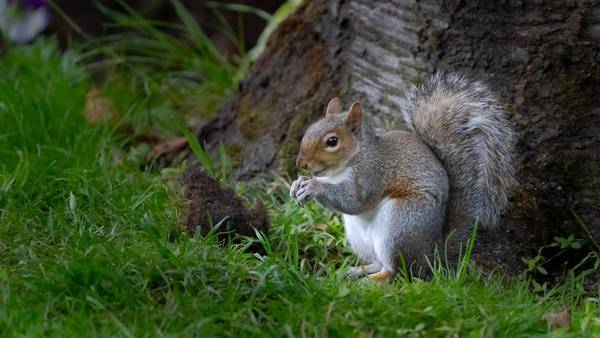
[175,118,216,178]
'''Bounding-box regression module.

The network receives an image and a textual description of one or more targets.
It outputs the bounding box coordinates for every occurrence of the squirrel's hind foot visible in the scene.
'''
[345,263,382,280]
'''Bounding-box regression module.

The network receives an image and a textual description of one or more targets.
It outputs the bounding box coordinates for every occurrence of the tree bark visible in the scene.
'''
[195,0,600,274]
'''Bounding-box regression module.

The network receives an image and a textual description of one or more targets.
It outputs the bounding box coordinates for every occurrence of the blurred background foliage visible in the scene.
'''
[2,0,299,141]
[67,0,297,133]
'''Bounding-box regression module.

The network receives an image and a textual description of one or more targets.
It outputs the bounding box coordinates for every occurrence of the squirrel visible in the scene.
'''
[289,73,516,282]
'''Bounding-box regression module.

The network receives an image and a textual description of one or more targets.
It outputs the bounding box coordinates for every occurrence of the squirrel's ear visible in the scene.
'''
[325,97,343,116]
[346,102,363,133]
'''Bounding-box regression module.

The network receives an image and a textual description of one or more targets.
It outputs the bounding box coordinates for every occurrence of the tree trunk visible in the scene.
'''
[195,0,600,274]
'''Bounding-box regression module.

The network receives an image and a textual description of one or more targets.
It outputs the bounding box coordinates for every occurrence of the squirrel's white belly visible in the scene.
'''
[343,198,396,263]
[316,167,395,262]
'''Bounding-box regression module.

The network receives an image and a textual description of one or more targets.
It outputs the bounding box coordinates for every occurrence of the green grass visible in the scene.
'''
[1,39,599,337]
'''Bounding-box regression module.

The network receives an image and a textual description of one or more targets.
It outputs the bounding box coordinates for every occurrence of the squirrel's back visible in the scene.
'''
[400,73,516,230]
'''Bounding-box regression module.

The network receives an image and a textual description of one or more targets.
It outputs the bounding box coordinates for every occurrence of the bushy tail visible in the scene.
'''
[401,73,516,229]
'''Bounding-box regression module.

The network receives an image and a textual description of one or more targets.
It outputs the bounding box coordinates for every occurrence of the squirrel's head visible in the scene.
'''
[296,98,363,177]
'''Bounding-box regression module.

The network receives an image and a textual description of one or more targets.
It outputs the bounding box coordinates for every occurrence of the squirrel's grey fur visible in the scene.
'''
[291,73,516,280]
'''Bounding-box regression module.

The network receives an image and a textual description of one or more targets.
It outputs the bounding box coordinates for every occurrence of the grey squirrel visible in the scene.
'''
[289,73,516,282]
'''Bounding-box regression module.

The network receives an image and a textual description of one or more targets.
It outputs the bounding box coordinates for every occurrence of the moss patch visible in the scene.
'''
[238,107,270,141]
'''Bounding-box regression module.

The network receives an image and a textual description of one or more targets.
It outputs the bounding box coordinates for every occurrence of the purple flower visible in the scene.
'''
[1,0,49,43]
[5,0,45,9]
[21,0,46,9]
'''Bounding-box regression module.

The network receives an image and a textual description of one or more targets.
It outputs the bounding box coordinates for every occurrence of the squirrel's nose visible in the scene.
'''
[296,154,308,169]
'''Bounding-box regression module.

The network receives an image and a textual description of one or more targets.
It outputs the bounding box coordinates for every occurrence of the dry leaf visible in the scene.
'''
[314,223,328,231]
[85,88,121,125]
[540,307,571,330]
[148,137,188,159]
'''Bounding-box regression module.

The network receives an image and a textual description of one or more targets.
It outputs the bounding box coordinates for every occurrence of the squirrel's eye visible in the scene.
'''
[325,136,338,148]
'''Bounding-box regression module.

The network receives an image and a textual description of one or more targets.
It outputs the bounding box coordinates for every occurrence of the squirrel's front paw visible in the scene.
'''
[295,178,323,205]
[290,176,310,200]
